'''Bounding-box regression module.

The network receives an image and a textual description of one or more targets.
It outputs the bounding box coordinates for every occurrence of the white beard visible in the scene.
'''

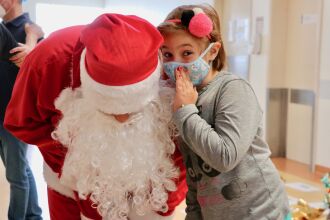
[52,84,178,220]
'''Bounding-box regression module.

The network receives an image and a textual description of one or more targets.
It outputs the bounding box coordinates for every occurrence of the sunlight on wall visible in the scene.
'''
[36,4,105,36]
[105,5,165,26]
[104,0,215,26]
[35,3,167,36]
[36,1,215,36]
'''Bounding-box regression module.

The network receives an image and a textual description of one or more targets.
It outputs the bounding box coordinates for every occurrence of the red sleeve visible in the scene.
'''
[4,49,72,174]
[73,192,102,220]
[159,146,188,216]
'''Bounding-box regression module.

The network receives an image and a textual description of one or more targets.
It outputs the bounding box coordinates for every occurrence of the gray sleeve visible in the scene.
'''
[173,80,262,172]
[185,172,203,220]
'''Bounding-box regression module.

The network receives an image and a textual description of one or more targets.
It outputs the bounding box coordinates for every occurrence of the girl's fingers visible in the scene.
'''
[176,76,184,91]
[175,68,182,80]
[175,66,185,79]
[175,71,183,85]
[175,66,195,94]
[181,68,188,79]
[177,68,188,89]
[175,67,185,91]
[181,68,194,88]
[181,69,194,90]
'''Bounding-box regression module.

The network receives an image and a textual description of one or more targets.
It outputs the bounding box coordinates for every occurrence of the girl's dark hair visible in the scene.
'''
[158,4,226,71]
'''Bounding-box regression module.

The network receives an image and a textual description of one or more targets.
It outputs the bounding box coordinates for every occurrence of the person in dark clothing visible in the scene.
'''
[0,0,43,219]
[0,23,17,59]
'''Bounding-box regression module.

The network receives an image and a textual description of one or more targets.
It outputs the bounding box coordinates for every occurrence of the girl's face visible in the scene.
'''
[160,30,208,63]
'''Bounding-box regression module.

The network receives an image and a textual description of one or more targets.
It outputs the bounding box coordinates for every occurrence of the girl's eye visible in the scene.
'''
[182,50,194,57]
[162,52,172,58]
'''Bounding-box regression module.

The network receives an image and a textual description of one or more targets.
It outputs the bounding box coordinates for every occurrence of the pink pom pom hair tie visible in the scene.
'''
[165,8,213,39]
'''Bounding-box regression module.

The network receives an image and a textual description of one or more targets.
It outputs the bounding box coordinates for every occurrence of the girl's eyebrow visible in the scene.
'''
[178,43,193,48]
[161,44,193,49]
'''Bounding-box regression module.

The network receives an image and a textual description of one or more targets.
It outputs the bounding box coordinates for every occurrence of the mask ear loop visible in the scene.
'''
[200,43,215,58]
[200,43,215,69]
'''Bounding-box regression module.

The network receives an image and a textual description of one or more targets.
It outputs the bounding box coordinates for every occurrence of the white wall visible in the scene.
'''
[223,0,328,168]
[284,0,321,91]
[249,0,272,128]
[23,0,104,22]
[267,0,330,168]
[104,0,215,26]
[286,104,314,164]
[316,0,330,168]
[319,1,330,82]
[214,0,224,20]
[220,0,273,136]
[27,1,215,34]
[284,0,322,165]
[268,0,288,88]
[222,0,252,56]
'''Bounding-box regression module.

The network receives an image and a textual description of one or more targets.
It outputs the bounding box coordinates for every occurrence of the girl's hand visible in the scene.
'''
[173,66,198,112]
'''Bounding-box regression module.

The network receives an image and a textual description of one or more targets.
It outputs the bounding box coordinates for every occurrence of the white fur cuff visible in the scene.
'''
[43,162,75,199]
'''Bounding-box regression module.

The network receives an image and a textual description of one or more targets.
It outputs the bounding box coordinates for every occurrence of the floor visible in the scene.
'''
[0,148,329,220]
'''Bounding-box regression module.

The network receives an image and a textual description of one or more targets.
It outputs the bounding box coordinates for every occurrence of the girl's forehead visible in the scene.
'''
[162,30,204,49]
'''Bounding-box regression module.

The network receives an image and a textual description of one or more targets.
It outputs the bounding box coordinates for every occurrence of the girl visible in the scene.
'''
[158,4,291,220]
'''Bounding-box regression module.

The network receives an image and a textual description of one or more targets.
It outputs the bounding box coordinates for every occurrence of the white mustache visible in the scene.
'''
[97,110,145,126]
[126,112,144,124]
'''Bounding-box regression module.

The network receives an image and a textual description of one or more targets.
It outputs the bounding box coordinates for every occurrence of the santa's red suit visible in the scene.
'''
[4,14,187,220]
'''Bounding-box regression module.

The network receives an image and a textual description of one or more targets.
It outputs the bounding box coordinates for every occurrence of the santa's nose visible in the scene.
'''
[113,114,130,123]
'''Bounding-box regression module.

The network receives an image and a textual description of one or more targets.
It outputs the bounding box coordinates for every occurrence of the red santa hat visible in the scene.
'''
[79,13,163,114]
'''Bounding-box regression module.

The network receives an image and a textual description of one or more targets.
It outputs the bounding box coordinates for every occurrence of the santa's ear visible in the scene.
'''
[208,41,221,61]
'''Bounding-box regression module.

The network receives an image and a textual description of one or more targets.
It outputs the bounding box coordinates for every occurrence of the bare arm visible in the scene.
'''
[9,23,44,67]
[24,23,44,47]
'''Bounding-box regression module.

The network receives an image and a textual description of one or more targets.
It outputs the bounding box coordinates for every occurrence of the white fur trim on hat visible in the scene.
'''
[43,162,75,199]
[80,49,161,114]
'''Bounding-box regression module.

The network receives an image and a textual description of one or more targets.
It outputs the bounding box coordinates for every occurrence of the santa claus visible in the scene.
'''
[4,14,187,220]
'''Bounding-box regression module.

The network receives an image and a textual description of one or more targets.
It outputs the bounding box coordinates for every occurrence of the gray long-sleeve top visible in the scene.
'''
[173,72,290,220]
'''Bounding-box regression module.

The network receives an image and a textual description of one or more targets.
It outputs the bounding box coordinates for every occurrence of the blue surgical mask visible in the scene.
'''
[163,43,214,86]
